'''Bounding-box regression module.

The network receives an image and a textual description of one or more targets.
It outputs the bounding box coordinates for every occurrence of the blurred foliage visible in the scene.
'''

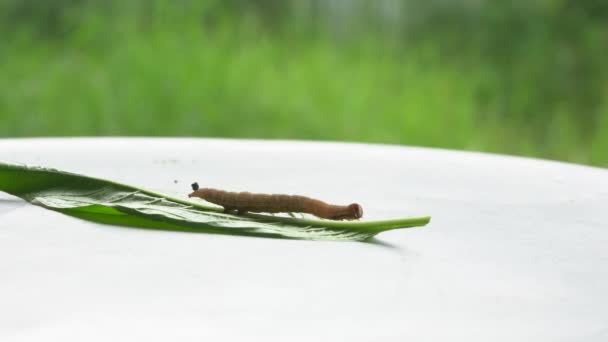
[0,0,606,166]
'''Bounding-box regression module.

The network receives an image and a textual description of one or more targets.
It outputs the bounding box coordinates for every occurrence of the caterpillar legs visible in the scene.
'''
[223,207,248,215]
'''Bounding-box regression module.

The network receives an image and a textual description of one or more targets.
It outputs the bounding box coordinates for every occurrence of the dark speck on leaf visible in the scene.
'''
[191,182,199,191]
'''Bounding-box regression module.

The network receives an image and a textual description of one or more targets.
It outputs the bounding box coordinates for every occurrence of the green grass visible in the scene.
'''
[0,2,606,167]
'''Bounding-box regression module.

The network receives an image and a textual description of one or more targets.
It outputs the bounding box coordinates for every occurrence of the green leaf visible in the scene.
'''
[0,163,430,241]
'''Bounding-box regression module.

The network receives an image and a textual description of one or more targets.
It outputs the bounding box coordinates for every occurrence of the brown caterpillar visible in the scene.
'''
[188,182,363,220]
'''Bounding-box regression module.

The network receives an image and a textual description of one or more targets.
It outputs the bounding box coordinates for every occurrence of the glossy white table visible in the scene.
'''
[1,138,607,341]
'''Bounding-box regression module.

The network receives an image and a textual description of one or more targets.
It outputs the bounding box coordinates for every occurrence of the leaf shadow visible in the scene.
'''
[0,198,27,215]
[365,237,403,250]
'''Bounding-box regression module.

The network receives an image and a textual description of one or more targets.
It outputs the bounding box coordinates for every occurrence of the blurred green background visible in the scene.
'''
[0,0,606,166]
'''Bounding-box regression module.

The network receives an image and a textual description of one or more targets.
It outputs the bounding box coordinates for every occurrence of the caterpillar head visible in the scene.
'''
[188,182,200,198]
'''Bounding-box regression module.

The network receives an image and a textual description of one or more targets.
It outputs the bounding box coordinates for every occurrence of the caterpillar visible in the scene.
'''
[188,182,363,220]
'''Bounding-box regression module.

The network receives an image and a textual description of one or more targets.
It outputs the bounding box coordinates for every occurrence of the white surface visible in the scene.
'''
[0,138,607,342]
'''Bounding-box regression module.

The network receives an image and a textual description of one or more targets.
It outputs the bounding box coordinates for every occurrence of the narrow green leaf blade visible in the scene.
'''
[0,163,430,241]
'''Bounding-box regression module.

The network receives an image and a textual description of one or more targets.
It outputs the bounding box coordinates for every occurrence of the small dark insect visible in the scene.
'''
[188,183,363,221]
